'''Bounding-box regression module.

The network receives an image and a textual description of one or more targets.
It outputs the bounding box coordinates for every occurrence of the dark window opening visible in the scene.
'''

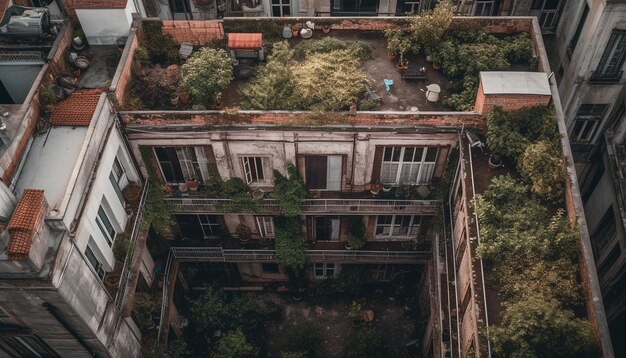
[262,263,280,273]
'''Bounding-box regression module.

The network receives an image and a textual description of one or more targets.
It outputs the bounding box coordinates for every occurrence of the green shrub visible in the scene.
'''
[346,216,367,249]
[212,177,262,213]
[294,37,374,61]
[446,75,478,111]
[519,140,565,203]
[409,0,453,51]
[240,42,299,110]
[113,234,132,262]
[347,324,384,358]
[486,107,531,159]
[283,322,323,356]
[213,329,258,358]
[131,292,155,330]
[271,164,306,217]
[141,22,179,65]
[491,296,598,358]
[181,47,233,107]
[358,98,377,111]
[274,216,306,270]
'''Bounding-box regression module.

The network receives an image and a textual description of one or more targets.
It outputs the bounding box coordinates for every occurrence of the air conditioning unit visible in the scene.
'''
[0,6,50,38]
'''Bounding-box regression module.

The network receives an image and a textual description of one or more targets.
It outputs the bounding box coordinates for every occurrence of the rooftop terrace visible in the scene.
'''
[116,16,542,114]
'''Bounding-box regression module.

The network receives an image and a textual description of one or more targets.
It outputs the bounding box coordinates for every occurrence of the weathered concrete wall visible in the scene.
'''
[110,27,139,108]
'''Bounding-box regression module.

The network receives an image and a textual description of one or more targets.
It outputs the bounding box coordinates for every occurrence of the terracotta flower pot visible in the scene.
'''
[432,63,441,70]
[292,29,299,38]
[179,92,190,105]
[322,26,331,34]
[387,52,397,61]
[396,64,408,72]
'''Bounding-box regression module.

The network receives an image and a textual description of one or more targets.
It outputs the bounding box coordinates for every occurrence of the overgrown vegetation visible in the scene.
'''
[206,176,262,213]
[140,147,174,235]
[486,106,565,202]
[240,40,373,111]
[346,324,385,358]
[346,216,367,249]
[274,216,306,270]
[188,286,283,356]
[270,164,306,217]
[429,31,535,110]
[181,48,233,107]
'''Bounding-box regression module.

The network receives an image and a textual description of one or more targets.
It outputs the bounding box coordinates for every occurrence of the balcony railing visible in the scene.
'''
[114,182,149,310]
[590,70,624,84]
[166,198,439,215]
[170,247,430,264]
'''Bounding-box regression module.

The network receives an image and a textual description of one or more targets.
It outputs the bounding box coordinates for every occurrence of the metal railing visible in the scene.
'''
[170,247,430,263]
[590,70,624,83]
[166,198,439,215]
[114,182,149,310]
[314,11,399,16]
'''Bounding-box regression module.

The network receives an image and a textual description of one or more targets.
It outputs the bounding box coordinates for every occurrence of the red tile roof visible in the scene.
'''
[7,189,47,260]
[49,89,103,126]
[228,33,263,50]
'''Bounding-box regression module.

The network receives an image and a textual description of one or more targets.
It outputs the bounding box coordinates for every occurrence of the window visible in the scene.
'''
[262,263,280,273]
[331,0,378,14]
[305,155,342,190]
[314,263,336,278]
[396,0,421,14]
[175,214,223,239]
[96,204,116,246]
[380,147,437,185]
[581,160,605,202]
[271,0,290,16]
[109,157,126,205]
[313,216,340,241]
[0,335,59,358]
[85,243,106,280]
[571,104,608,143]
[375,215,422,238]
[592,30,626,83]
[154,147,208,184]
[474,0,496,16]
[256,216,275,238]
[241,156,270,185]
[568,3,588,54]
[592,207,618,260]
[529,0,562,31]
[169,0,192,15]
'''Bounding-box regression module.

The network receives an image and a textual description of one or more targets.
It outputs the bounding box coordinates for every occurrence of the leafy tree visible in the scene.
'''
[346,216,367,249]
[274,216,306,270]
[271,164,306,217]
[213,330,259,358]
[491,296,598,358]
[486,107,530,159]
[519,140,565,203]
[140,147,174,235]
[181,47,233,107]
[410,0,453,51]
[347,324,384,358]
[282,322,323,357]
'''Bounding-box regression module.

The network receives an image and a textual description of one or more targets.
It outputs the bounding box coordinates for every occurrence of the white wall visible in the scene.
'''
[76,0,136,45]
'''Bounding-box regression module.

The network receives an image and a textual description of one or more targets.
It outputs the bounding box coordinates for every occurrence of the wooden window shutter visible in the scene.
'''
[370,146,384,184]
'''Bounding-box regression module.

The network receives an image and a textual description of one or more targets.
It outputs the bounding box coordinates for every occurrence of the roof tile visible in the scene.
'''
[7,189,47,261]
[228,33,263,50]
[49,89,103,127]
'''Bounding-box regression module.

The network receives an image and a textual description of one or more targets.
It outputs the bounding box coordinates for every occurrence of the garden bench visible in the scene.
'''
[364,84,382,102]
[401,65,428,81]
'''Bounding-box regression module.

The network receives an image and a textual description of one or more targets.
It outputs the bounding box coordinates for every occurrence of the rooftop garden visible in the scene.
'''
[473,106,598,357]
[123,3,537,113]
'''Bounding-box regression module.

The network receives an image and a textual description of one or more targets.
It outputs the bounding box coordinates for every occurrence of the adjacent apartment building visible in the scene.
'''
[549,1,626,355]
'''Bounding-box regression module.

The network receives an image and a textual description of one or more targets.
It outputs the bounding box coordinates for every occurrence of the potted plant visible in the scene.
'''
[370,182,381,195]
[113,234,132,262]
[123,182,142,203]
[384,29,401,62]
[382,183,393,193]
[488,154,503,169]
[291,25,300,38]
[350,301,364,328]
[237,224,252,244]
[186,176,199,191]
[179,90,190,105]
[322,24,331,34]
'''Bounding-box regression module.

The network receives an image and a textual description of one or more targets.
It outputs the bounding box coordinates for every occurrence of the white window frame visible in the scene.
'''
[375,215,422,239]
[198,215,221,238]
[256,216,275,238]
[474,0,495,16]
[241,156,271,185]
[96,204,116,247]
[110,157,126,205]
[380,147,437,185]
[571,104,607,143]
[314,263,337,278]
[398,0,421,14]
[154,146,206,184]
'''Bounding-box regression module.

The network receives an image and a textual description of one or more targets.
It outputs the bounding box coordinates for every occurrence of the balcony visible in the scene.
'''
[169,247,430,264]
[166,198,439,215]
[590,70,624,84]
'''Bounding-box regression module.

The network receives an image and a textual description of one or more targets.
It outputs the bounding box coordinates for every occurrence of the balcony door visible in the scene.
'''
[313,216,340,241]
[305,155,342,190]
[331,0,379,15]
